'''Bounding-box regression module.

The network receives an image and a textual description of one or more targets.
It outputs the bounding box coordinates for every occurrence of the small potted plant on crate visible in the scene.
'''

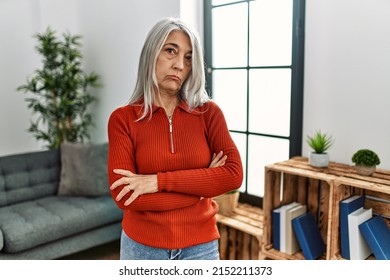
[306,130,334,167]
[213,189,240,215]
[351,149,380,176]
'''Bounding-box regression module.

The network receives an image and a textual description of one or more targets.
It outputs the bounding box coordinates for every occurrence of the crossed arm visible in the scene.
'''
[110,151,227,207]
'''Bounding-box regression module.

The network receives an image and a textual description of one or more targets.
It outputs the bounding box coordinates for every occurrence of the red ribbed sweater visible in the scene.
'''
[107,99,243,249]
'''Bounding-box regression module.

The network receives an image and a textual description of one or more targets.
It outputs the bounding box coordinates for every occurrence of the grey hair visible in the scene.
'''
[128,17,210,120]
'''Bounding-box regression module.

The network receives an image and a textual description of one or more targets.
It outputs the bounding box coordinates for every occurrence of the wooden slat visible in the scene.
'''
[216,203,262,260]
[251,236,260,260]
[216,214,262,237]
[336,176,390,195]
[282,173,298,204]
[365,198,390,217]
[319,181,330,242]
[236,231,243,260]
[228,229,237,260]
[219,224,228,260]
[242,233,251,260]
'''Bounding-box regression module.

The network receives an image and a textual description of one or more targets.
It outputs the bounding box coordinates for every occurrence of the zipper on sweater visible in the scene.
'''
[168,115,175,154]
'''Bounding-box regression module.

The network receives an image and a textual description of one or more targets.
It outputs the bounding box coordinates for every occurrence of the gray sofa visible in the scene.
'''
[0,143,123,260]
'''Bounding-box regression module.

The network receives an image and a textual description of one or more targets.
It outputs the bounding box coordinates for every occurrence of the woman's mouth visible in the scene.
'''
[167,75,181,82]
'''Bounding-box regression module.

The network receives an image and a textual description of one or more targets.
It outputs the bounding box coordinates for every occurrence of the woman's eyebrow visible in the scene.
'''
[163,42,179,48]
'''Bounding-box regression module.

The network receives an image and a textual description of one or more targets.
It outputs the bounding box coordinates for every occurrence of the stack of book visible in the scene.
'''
[272,201,326,259]
[339,195,390,260]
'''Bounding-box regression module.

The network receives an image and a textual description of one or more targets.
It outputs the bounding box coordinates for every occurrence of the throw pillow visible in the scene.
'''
[58,142,110,196]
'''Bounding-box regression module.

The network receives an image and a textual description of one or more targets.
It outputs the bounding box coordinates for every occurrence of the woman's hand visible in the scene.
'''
[209,151,227,168]
[110,169,158,206]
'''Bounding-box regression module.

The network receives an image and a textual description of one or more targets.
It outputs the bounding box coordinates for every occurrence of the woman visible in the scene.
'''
[107,17,243,260]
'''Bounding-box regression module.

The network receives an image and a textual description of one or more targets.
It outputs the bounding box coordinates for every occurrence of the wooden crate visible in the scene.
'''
[261,157,355,260]
[216,203,263,260]
[262,157,390,260]
[329,169,390,260]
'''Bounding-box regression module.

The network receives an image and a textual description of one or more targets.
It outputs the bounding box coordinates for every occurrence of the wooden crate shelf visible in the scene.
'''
[329,172,390,260]
[261,156,390,260]
[216,203,263,260]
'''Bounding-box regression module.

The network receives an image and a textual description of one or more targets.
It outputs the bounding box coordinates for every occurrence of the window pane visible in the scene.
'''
[212,0,242,6]
[249,0,293,66]
[213,69,247,131]
[249,69,291,137]
[212,2,248,67]
[247,135,289,197]
[231,132,247,192]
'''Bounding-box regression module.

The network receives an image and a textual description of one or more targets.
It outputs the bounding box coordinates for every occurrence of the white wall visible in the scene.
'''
[0,0,180,156]
[303,0,390,169]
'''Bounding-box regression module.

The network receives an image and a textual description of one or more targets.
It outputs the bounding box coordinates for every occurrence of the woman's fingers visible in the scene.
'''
[124,191,140,206]
[112,172,158,205]
[110,177,130,190]
[113,169,134,176]
[209,151,227,168]
[110,169,135,190]
[115,185,131,201]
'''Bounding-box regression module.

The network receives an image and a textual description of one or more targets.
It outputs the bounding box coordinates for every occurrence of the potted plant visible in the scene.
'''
[351,149,380,176]
[17,27,100,149]
[213,189,240,215]
[306,130,334,167]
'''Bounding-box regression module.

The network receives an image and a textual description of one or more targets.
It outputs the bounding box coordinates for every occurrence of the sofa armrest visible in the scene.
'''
[0,228,3,251]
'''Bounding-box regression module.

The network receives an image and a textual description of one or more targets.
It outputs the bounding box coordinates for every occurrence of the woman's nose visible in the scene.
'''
[173,56,185,70]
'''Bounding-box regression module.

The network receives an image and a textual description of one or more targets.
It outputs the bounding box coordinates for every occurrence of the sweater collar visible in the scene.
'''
[134,98,201,118]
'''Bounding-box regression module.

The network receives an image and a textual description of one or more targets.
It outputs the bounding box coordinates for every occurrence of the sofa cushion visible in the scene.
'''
[0,195,122,253]
[58,142,110,196]
[0,150,60,207]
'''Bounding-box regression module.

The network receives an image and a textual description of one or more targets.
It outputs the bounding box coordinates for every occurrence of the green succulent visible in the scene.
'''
[306,130,334,154]
[352,149,380,167]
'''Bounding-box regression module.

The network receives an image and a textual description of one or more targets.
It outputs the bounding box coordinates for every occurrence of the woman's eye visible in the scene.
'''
[166,48,176,55]
[185,56,192,65]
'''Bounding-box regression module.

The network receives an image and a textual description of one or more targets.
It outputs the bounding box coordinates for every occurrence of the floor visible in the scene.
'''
[58,239,120,260]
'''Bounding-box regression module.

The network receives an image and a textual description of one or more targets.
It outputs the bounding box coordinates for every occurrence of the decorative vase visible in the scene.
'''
[213,192,239,215]
[309,152,329,167]
[355,165,376,176]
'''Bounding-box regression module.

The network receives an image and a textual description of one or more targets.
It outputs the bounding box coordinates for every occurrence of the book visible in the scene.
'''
[339,195,364,259]
[347,208,372,260]
[272,208,281,250]
[292,212,326,260]
[359,215,390,260]
[279,202,299,252]
[284,204,307,254]
[272,202,299,251]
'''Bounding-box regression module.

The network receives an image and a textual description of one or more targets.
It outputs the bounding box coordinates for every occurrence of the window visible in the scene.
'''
[204,0,305,206]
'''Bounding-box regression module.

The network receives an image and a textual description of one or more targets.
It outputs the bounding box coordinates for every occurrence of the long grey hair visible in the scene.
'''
[128,17,210,120]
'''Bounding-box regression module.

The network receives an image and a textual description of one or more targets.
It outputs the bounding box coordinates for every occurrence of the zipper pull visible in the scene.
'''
[168,116,175,154]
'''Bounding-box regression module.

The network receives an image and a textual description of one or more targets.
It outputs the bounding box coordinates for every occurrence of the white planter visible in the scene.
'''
[309,152,329,167]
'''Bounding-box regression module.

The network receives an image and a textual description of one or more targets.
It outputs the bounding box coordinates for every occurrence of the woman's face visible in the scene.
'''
[155,30,192,96]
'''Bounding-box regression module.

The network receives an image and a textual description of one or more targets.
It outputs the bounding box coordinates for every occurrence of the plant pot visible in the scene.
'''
[309,152,329,167]
[355,165,376,176]
[213,192,239,215]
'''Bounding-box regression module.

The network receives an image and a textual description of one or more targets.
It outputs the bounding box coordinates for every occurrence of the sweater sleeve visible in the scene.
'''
[107,107,201,211]
[157,102,243,198]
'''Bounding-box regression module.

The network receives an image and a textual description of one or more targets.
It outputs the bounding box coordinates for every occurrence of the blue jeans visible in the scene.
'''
[120,230,220,260]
